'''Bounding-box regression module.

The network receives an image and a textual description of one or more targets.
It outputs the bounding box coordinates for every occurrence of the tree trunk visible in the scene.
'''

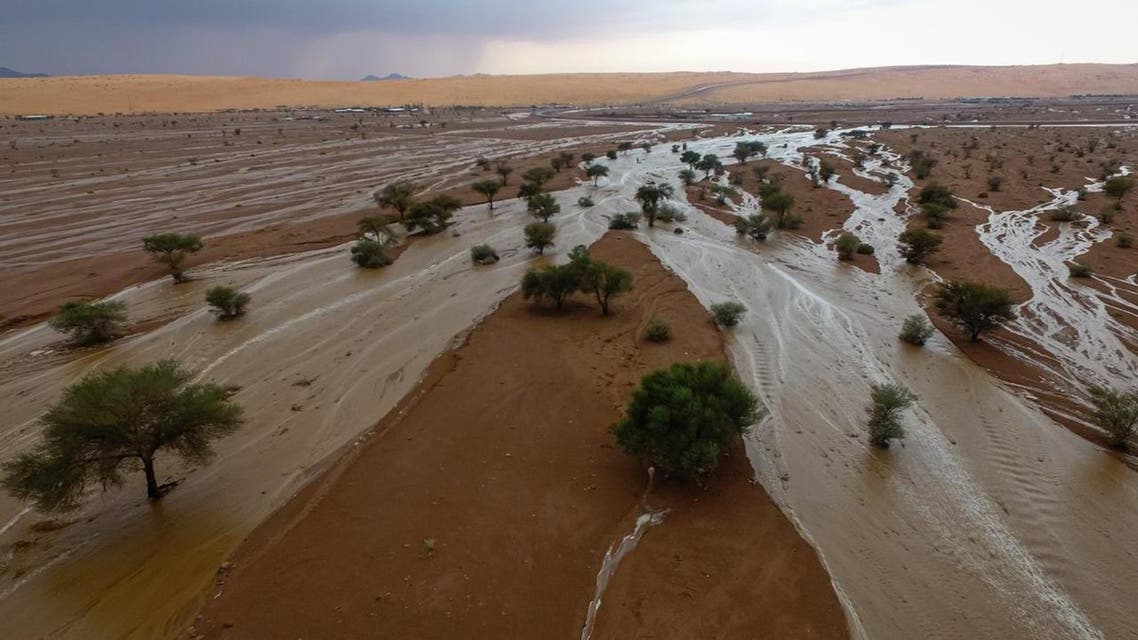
[142,456,161,500]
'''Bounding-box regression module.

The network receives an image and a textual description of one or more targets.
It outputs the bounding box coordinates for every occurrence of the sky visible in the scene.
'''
[2,0,1136,79]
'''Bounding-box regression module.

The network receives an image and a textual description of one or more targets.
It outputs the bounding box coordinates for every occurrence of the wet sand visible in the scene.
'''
[187,232,849,639]
[0,112,670,328]
[5,123,1138,640]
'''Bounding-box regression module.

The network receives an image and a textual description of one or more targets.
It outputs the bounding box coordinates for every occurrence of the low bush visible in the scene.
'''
[49,300,127,345]
[607,212,641,230]
[205,286,250,320]
[710,301,747,328]
[856,243,875,255]
[898,314,934,346]
[1069,262,1093,278]
[644,318,671,343]
[1117,232,1133,249]
[866,383,917,448]
[835,232,861,261]
[470,244,499,265]
[577,196,595,208]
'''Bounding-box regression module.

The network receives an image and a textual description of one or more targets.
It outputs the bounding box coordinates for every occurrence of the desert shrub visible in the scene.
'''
[917,182,957,210]
[678,168,697,186]
[350,238,393,268]
[898,314,934,346]
[710,301,747,328]
[835,233,861,261]
[712,184,735,205]
[1,360,242,509]
[611,361,758,480]
[606,150,618,160]
[986,175,1004,192]
[524,221,556,254]
[1117,232,1133,249]
[1099,206,1116,224]
[856,243,875,255]
[577,196,595,208]
[1069,262,1092,278]
[607,212,641,230]
[470,244,499,265]
[1104,175,1134,202]
[143,233,203,283]
[735,214,773,241]
[922,202,949,229]
[644,318,671,343]
[866,383,917,448]
[205,286,250,320]
[818,160,836,183]
[1087,385,1138,448]
[908,150,937,179]
[1077,187,1088,201]
[49,300,127,345]
[656,203,686,224]
[934,280,1015,341]
[1049,205,1082,222]
[898,228,943,265]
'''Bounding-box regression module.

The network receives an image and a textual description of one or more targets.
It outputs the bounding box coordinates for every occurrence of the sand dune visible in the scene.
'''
[2,64,1138,115]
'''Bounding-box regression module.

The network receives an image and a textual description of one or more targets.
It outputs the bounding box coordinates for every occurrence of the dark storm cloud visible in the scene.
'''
[0,0,907,77]
[4,0,721,38]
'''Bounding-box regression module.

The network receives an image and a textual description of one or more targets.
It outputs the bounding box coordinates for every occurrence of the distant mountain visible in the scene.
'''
[361,73,410,81]
[0,67,49,78]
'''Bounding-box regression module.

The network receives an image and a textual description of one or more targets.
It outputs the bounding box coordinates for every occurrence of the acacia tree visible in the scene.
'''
[635,182,675,227]
[1087,385,1138,448]
[570,245,633,315]
[143,233,203,283]
[49,300,127,345]
[373,181,417,220]
[586,164,610,186]
[680,150,701,170]
[1104,175,1134,207]
[521,262,578,308]
[934,280,1015,341]
[898,228,943,264]
[522,166,556,188]
[405,194,462,234]
[612,361,758,481]
[494,161,514,185]
[524,221,556,254]
[472,179,501,210]
[696,154,723,179]
[527,192,561,221]
[1,360,243,509]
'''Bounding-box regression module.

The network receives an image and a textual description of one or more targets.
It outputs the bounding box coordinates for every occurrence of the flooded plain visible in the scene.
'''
[1,121,1137,639]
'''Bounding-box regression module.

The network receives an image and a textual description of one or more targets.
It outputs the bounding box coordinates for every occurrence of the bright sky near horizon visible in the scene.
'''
[2,0,1135,78]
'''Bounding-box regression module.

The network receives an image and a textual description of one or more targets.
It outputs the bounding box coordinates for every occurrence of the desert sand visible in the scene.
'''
[4,64,1138,116]
[187,232,848,639]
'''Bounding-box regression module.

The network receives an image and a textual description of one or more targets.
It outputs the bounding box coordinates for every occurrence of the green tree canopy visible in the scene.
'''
[405,194,462,234]
[2,360,243,509]
[586,164,610,186]
[524,221,556,255]
[143,233,203,283]
[49,300,128,345]
[934,280,1015,341]
[205,286,251,320]
[472,179,501,209]
[612,361,758,481]
[373,181,417,220]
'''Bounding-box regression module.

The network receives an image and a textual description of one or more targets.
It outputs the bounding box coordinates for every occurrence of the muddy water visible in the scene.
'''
[632,130,1138,639]
[969,171,1138,395]
[3,124,1138,639]
[0,159,642,636]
